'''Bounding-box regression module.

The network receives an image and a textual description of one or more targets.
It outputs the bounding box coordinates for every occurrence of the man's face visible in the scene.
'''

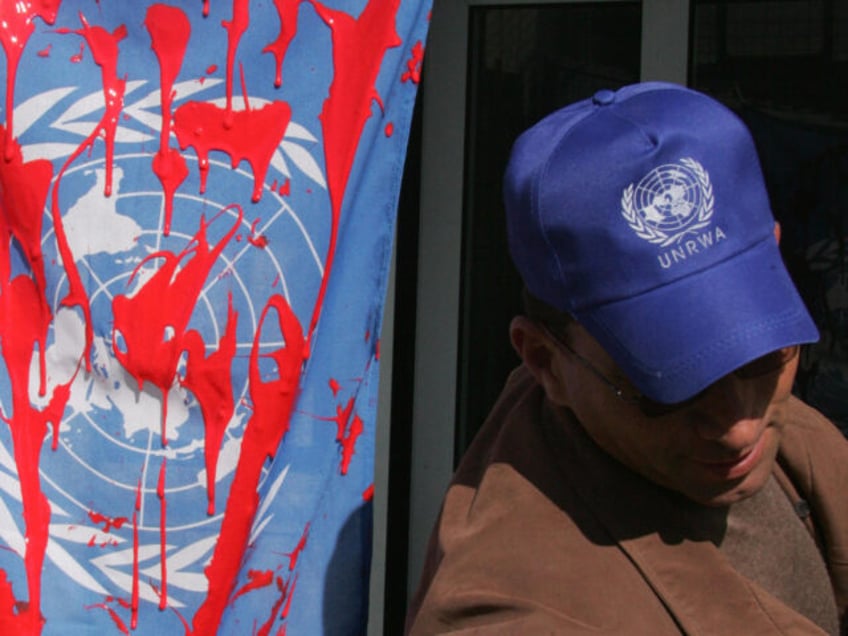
[545,325,799,507]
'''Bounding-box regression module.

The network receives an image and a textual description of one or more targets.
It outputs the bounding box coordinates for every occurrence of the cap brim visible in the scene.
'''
[574,237,819,404]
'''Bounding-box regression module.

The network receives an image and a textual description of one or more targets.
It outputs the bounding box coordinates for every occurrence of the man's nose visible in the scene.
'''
[691,376,765,448]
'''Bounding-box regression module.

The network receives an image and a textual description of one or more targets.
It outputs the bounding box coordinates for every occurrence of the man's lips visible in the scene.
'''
[692,435,766,480]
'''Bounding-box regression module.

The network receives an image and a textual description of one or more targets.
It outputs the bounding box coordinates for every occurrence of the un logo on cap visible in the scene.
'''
[621,158,714,247]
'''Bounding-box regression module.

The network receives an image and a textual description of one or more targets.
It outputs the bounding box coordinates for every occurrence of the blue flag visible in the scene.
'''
[0,1,429,633]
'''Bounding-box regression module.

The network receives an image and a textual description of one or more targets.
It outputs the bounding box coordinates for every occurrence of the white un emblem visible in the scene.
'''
[621,157,714,247]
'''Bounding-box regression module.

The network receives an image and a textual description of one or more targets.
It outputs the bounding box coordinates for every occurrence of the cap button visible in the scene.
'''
[592,89,616,106]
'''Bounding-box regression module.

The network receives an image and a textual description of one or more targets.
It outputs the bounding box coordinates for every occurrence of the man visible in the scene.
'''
[405,82,848,634]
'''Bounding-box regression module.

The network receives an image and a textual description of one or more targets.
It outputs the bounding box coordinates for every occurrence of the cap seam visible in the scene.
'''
[533,107,597,311]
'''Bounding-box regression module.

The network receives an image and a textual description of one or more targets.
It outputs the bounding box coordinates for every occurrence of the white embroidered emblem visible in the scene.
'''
[621,158,714,247]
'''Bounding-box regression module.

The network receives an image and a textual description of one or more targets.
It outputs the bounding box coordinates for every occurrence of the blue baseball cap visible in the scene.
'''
[505,82,818,404]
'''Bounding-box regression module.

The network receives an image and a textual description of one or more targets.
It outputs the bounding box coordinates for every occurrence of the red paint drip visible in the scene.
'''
[401,40,425,84]
[146,4,191,236]
[0,266,74,634]
[0,0,61,159]
[112,208,242,446]
[49,12,132,371]
[231,569,274,603]
[278,178,290,196]
[221,0,249,115]
[0,147,54,394]
[191,295,304,634]
[362,483,374,501]
[304,0,402,352]
[203,0,210,18]
[65,14,128,198]
[384,122,394,137]
[157,459,168,611]
[285,523,309,571]
[328,378,340,397]
[262,0,302,88]
[131,479,141,630]
[174,100,291,204]
[181,295,238,516]
[173,0,292,204]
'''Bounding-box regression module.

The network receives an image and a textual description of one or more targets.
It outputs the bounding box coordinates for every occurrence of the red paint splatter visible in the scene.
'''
[328,378,340,396]
[278,178,290,196]
[384,122,394,137]
[263,0,302,88]
[69,41,84,63]
[231,569,274,603]
[247,217,269,248]
[36,44,51,58]
[85,603,129,635]
[181,295,238,516]
[304,0,402,352]
[88,511,129,533]
[332,398,355,443]
[308,396,361,474]
[280,575,296,619]
[401,40,424,84]
[112,208,242,445]
[191,295,304,634]
[362,483,374,502]
[256,574,293,636]
[206,63,218,75]
[285,523,309,571]
[339,414,363,475]
[203,0,211,18]
[146,4,191,236]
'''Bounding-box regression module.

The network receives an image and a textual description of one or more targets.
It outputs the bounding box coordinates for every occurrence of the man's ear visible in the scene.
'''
[510,316,567,403]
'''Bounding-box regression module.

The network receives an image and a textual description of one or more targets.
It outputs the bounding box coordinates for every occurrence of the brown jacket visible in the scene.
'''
[407,366,848,635]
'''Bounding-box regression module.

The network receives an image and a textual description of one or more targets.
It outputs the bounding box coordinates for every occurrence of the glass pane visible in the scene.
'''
[691,0,848,436]
[456,2,642,461]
